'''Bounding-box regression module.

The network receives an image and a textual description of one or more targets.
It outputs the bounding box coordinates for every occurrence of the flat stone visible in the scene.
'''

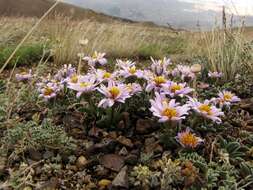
[117,136,134,148]
[76,156,88,169]
[100,154,124,172]
[112,166,129,189]
[136,119,156,134]
[86,138,117,155]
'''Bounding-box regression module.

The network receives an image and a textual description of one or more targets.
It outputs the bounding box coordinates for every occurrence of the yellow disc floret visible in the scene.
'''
[199,104,212,115]
[170,84,182,93]
[129,66,136,74]
[162,108,177,118]
[154,76,166,85]
[180,133,199,148]
[223,92,233,101]
[109,86,120,99]
[80,82,90,88]
[44,87,54,96]
[103,72,112,79]
[70,75,78,83]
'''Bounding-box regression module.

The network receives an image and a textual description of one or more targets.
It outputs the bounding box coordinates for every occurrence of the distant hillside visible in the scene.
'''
[0,0,138,24]
[65,0,253,29]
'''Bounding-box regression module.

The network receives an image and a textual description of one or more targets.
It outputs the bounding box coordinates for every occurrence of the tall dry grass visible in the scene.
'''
[0,16,182,67]
[41,16,183,65]
[186,23,253,80]
[1,14,252,79]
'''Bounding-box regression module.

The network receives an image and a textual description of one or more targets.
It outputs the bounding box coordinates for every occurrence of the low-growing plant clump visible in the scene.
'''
[0,50,253,190]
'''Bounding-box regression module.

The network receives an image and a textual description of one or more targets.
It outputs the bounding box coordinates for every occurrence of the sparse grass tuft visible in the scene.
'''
[187,25,253,80]
[0,43,47,68]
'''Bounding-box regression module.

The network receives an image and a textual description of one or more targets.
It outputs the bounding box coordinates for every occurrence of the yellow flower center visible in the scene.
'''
[154,76,166,85]
[199,104,212,115]
[92,52,98,59]
[109,86,120,99]
[80,82,90,87]
[70,75,78,83]
[162,108,177,118]
[20,72,28,75]
[170,84,182,93]
[44,87,54,96]
[223,93,233,101]
[103,72,111,79]
[129,66,136,74]
[180,133,198,148]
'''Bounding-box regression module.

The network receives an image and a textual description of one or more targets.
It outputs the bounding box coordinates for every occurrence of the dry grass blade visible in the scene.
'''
[0,0,60,73]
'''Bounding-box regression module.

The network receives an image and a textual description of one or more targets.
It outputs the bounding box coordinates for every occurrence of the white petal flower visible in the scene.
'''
[150,92,190,123]
[161,81,194,97]
[188,98,224,123]
[150,57,171,76]
[97,81,131,108]
[83,51,107,67]
[217,90,240,106]
[16,70,33,81]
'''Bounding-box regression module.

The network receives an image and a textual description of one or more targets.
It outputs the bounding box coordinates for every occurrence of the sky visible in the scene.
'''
[179,0,253,16]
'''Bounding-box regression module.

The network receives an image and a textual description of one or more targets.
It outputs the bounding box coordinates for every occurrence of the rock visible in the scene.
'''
[28,148,42,161]
[240,99,253,113]
[86,138,117,155]
[76,156,88,169]
[100,154,124,172]
[119,147,128,156]
[112,166,129,189]
[83,175,92,184]
[190,64,202,73]
[136,119,156,134]
[153,143,163,154]
[117,136,134,148]
[145,138,163,154]
[63,113,85,138]
[98,179,112,189]
[145,142,163,154]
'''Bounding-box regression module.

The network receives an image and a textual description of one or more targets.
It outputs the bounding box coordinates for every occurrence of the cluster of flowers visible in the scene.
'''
[16,52,240,149]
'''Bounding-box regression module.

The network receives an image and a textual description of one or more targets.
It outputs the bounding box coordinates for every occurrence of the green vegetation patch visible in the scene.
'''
[0,43,47,68]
